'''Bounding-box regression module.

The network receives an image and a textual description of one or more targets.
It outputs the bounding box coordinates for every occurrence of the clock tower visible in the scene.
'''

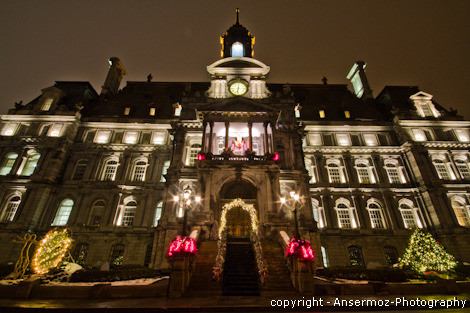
[206,9,271,99]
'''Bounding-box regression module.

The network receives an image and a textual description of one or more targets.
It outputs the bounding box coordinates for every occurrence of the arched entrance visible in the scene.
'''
[220,180,257,239]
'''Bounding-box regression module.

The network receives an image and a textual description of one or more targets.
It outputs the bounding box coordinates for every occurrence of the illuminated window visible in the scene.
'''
[1,195,21,222]
[132,160,147,181]
[451,197,470,227]
[123,131,139,144]
[109,244,124,264]
[1,123,18,136]
[455,158,470,180]
[95,130,112,143]
[42,98,53,111]
[304,158,316,183]
[326,160,346,183]
[398,200,422,229]
[174,103,182,117]
[48,124,64,137]
[432,157,455,180]
[102,159,118,181]
[319,110,325,118]
[121,200,137,226]
[90,200,105,226]
[52,199,74,226]
[311,199,325,228]
[152,131,166,144]
[363,133,378,146]
[188,144,201,166]
[455,129,469,142]
[321,246,329,267]
[231,42,244,57]
[154,202,163,227]
[308,133,322,146]
[149,108,156,116]
[348,246,363,266]
[367,201,385,228]
[72,159,88,180]
[344,111,351,118]
[124,107,131,115]
[0,153,18,176]
[386,161,406,184]
[411,129,426,142]
[294,104,301,118]
[160,160,170,182]
[20,152,40,176]
[335,199,357,229]
[355,159,376,184]
[336,134,351,146]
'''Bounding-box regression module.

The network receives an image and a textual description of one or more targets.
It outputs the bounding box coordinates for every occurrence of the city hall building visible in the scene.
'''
[0,12,469,275]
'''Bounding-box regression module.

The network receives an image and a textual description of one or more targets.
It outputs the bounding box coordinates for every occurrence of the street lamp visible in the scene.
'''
[280,190,303,239]
[173,187,201,236]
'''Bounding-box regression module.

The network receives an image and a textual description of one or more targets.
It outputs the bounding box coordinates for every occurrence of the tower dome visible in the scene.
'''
[220,8,255,58]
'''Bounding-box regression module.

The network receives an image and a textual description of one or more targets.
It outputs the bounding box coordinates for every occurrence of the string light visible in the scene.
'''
[219,198,258,238]
[398,228,457,274]
[31,228,72,275]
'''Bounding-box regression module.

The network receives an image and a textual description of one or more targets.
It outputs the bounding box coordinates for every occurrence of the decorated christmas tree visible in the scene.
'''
[31,228,72,275]
[398,228,457,274]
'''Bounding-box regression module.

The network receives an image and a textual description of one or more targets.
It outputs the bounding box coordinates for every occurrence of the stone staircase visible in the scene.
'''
[222,238,260,296]
[260,240,297,296]
[184,240,222,297]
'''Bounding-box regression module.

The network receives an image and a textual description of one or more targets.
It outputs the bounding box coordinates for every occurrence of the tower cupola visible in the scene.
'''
[220,8,255,58]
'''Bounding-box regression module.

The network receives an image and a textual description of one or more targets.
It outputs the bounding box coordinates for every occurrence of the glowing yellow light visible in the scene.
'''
[195,196,201,202]
[280,197,286,204]
[173,196,179,202]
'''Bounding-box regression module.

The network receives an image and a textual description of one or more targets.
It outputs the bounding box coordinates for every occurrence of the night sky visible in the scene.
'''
[1,1,469,119]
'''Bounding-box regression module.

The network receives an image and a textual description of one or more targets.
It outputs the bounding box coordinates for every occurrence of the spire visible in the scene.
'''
[236,8,240,25]
[220,9,254,58]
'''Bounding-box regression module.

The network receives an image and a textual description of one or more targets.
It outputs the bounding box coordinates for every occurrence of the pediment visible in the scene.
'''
[410,91,433,101]
[197,97,279,113]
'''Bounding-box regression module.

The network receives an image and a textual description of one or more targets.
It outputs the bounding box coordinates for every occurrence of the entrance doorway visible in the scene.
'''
[226,207,251,238]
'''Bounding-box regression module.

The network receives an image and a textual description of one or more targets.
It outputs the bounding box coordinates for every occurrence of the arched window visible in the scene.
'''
[321,246,329,267]
[304,158,316,183]
[52,198,74,226]
[348,246,364,266]
[383,246,398,266]
[102,159,118,181]
[451,197,470,227]
[121,200,137,226]
[1,195,21,222]
[335,199,357,229]
[398,200,422,229]
[311,199,325,228]
[384,159,406,184]
[90,200,105,226]
[432,157,455,180]
[109,243,125,265]
[355,159,376,184]
[20,152,40,176]
[72,159,88,180]
[188,144,201,166]
[0,153,18,176]
[454,157,470,180]
[132,160,147,182]
[367,201,386,229]
[326,160,346,183]
[73,243,90,265]
[154,202,163,227]
[231,42,244,57]
[160,160,170,182]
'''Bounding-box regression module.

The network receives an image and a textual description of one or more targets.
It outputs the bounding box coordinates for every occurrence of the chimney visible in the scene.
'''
[347,61,373,100]
[100,57,127,98]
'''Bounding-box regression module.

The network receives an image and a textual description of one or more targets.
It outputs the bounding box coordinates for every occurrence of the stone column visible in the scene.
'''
[225,122,230,150]
[208,121,214,153]
[248,122,253,150]
[201,121,207,153]
[263,122,269,153]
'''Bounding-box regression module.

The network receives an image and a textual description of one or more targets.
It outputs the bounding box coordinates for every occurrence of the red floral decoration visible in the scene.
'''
[272,152,280,161]
[197,153,206,161]
[167,236,198,257]
[285,238,315,262]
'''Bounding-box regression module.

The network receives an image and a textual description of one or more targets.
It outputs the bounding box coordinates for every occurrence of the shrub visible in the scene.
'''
[316,266,408,282]
[70,267,159,282]
[454,263,470,280]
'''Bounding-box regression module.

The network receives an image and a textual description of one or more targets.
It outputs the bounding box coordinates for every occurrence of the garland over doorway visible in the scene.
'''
[219,198,258,238]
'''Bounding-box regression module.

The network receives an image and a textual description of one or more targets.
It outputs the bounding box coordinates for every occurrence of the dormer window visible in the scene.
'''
[124,107,131,115]
[149,108,156,116]
[294,104,301,118]
[174,103,182,117]
[1,123,18,136]
[319,110,325,118]
[231,42,244,57]
[42,98,53,111]
[410,91,440,118]
[455,129,469,142]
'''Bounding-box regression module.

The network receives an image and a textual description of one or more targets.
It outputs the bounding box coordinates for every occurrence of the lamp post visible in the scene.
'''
[173,187,201,236]
[280,191,302,239]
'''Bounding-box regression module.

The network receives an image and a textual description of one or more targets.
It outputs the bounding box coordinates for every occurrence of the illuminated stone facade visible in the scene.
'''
[0,13,469,270]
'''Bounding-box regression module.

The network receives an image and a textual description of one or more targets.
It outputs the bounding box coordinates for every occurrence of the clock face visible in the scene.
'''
[229,82,248,96]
